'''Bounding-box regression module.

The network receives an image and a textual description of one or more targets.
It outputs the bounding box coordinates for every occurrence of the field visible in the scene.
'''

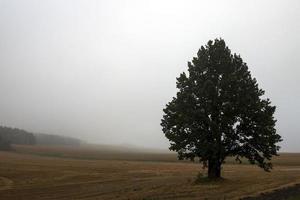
[1,145,300,200]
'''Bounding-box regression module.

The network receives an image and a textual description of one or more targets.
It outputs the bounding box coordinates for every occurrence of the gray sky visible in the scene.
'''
[0,0,299,151]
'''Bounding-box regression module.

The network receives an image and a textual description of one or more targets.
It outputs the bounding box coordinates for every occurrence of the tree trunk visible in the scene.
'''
[208,160,221,179]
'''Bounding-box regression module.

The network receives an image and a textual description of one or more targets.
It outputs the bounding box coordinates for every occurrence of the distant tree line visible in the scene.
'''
[0,126,36,146]
[0,126,81,151]
[34,133,81,146]
[0,136,13,151]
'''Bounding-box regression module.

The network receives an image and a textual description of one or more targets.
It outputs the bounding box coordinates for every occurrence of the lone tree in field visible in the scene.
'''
[161,39,282,179]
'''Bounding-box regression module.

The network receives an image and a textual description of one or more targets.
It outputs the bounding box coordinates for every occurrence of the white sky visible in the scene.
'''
[0,0,299,151]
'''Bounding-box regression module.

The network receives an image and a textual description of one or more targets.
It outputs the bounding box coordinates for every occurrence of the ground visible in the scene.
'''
[243,184,300,200]
[0,145,300,200]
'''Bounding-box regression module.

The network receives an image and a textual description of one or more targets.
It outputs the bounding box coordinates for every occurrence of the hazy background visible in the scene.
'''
[0,0,299,151]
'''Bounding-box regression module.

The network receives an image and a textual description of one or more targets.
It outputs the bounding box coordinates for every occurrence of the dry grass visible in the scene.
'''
[0,145,300,200]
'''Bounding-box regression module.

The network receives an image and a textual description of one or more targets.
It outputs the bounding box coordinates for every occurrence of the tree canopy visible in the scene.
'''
[161,38,282,178]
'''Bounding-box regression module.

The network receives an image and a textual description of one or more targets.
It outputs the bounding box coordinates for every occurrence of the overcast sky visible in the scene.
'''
[0,0,299,151]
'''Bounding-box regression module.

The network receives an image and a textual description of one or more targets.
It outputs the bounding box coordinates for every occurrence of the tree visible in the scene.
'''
[161,38,282,179]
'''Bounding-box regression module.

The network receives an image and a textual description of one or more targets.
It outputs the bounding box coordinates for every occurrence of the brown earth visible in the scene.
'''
[0,145,300,200]
[242,184,300,200]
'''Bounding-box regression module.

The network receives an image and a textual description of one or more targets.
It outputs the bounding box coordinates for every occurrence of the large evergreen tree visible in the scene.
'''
[161,39,282,179]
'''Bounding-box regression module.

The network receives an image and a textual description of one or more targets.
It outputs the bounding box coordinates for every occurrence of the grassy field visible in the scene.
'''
[0,145,300,200]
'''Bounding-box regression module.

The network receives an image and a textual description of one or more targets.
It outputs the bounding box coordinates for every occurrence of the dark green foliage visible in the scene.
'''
[161,39,282,178]
[0,126,36,145]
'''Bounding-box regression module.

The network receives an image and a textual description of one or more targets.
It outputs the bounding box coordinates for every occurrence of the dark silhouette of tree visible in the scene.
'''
[161,39,282,179]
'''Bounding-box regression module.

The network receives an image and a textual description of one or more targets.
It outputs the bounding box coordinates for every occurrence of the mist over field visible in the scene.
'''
[0,0,300,151]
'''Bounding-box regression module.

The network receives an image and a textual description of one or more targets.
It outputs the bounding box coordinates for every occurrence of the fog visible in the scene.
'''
[0,0,299,151]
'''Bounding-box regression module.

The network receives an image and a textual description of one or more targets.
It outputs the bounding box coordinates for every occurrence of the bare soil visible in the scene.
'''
[242,184,300,200]
[0,145,300,200]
